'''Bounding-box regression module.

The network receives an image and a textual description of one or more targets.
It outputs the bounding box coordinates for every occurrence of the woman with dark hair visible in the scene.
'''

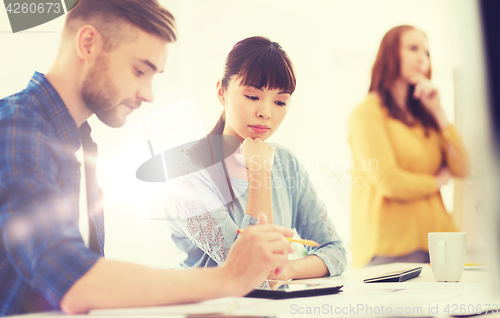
[348,25,471,268]
[167,36,346,281]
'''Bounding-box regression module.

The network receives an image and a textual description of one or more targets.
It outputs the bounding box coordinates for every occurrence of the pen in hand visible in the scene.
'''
[236,229,320,247]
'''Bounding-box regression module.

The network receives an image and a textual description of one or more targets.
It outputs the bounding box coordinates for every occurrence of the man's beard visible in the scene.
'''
[81,54,124,128]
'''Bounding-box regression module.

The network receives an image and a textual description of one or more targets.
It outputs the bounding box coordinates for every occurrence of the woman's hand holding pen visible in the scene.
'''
[221,214,294,296]
[409,74,450,129]
[267,262,292,281]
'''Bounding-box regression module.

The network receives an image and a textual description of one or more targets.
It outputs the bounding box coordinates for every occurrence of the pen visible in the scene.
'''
[236,229,320,247]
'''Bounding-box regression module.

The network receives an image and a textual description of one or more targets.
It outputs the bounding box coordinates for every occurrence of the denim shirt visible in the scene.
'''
[0,72,104,316]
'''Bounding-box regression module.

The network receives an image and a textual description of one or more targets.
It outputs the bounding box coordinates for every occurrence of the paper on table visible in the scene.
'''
[88,297,239,316]
[267,279,319,286]
[283,278,345,286]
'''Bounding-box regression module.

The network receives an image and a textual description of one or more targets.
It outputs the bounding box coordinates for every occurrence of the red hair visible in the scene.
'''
[369,25,439,132]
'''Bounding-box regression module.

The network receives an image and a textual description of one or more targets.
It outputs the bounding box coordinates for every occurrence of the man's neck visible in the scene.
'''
[45,60,92,128]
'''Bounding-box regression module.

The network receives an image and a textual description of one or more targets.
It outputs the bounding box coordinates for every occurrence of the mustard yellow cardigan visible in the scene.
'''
[348,94,471,268]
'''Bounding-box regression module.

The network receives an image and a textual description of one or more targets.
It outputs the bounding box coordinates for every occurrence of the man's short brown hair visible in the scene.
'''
[65,0,176,51]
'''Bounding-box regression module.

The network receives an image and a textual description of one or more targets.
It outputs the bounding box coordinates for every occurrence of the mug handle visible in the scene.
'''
[437,240,447,270]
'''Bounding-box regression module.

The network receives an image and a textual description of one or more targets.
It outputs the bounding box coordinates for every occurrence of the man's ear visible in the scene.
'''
[75,24,102,62]
[216,80,225,106]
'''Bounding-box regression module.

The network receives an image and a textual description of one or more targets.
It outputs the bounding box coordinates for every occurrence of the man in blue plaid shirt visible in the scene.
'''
[0,0,294,315]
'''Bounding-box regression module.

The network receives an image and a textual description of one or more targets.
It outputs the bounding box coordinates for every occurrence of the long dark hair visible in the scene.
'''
[208,36,296,135]
[369,25,439,134]
[200,36,296,211]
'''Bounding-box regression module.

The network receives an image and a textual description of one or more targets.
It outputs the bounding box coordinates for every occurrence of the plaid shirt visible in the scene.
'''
[0,72,104,316]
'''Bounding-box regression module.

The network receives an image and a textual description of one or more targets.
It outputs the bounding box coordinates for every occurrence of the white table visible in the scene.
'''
[14,263,500,317]
[217,262,497,318]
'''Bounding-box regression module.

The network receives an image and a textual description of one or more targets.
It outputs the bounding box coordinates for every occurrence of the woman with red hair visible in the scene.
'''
[348,25,471,268]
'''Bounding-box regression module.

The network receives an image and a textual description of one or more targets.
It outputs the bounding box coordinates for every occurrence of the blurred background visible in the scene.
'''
[0,0,489,269]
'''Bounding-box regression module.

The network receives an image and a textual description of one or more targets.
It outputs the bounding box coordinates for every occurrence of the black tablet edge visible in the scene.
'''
[363,267,422,283]
[244,285,343,299]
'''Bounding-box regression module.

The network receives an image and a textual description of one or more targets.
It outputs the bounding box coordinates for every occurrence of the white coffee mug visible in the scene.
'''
[428,232,466,282]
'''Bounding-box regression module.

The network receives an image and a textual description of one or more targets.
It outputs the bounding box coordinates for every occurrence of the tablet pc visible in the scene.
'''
[363,267,422,283]
[245,283,343,299]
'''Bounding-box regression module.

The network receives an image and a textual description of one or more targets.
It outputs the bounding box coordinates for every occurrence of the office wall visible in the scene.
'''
[0,0,482,269]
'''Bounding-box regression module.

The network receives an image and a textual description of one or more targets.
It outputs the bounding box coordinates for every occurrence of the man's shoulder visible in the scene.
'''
[0,91,60,180]
[0,90,50,130]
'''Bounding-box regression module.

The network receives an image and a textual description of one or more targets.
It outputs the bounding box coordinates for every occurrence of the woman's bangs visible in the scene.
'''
[237,50,296,94]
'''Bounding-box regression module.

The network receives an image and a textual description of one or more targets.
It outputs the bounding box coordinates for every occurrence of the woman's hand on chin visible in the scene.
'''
[241,137,275,172]
[408,74,442,114]
[408,74,450,129]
